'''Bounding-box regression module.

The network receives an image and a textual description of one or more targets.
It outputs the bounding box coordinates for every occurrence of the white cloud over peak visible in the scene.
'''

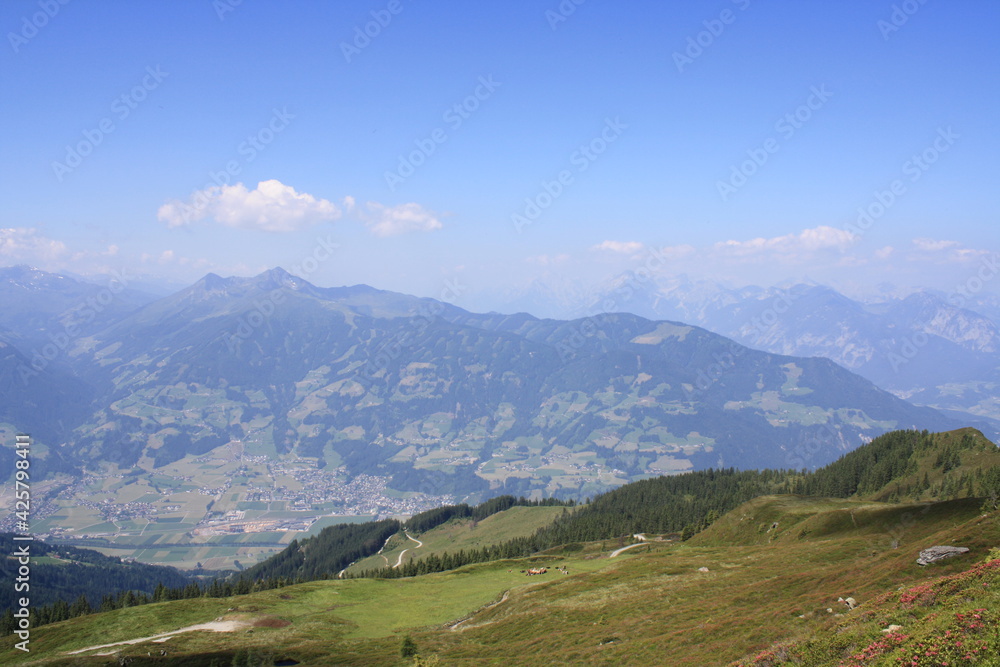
[363,202,442,237]
[158,180,341,232]
[907,238,990,263]
[157,181,444,238]
[713,225,857,258]
[0,227,69,261]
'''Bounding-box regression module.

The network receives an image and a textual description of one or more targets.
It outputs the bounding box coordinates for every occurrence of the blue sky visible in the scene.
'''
[1,0,997,310]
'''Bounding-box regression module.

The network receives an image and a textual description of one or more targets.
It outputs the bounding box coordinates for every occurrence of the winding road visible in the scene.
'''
[339,533,396,578]
[393,532,424,568]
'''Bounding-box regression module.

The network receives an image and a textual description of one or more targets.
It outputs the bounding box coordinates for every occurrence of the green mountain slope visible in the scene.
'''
[4,428,998,665]
[64,269,962,498]
[798,427,1000,502]
[4,498,997,665]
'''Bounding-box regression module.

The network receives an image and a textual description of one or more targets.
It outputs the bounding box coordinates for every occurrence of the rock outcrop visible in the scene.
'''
[916,545,969,565]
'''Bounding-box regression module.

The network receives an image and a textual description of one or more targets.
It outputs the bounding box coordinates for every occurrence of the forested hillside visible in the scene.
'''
[236,519,401,583]
[404,495,573,533]
[0,533,190,612]
[801,427,1000,502]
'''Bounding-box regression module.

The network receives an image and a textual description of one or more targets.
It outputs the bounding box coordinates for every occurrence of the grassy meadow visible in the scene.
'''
[4,495,999,665]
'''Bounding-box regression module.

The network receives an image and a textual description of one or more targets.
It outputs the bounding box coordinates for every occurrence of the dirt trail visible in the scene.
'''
[66,620,248,655]
[610,542,646,558]
[450,590,510,631]
[340,533,396,578]
[394,531,424,568]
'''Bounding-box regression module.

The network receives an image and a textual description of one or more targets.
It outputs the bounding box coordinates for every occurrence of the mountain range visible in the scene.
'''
[502,272,1000,427]
[0,265,990,513]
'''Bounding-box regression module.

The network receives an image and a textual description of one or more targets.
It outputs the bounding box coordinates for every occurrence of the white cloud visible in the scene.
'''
[875,246,894,259]
[593,240,644,254]
[713,225,858,258]
[797,226,858,251]
[363,202,442,237]
[912,238,959,252]
[0,227,69,261]
[945,247,989,262]
[908,238,990,263]
[158,180,341,232]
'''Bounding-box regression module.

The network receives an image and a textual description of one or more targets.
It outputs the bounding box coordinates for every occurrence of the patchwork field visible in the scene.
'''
[25,443,395,570]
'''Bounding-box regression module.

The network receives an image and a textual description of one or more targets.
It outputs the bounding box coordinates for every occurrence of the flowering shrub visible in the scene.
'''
[731,646,792,667]
[893,609,993,666]
[838,631,908,667]
[899,584,936,608]
[728,559,1000,666]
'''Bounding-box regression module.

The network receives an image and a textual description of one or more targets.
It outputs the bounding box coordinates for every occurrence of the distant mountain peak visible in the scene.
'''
[0,264,73,287]
[0,264,35,274]
[186,268,314,296]
[254,267,310,291]
[196,272,230,291]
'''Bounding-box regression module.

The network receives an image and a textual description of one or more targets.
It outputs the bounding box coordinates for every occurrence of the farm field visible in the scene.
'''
[23,438,431,570]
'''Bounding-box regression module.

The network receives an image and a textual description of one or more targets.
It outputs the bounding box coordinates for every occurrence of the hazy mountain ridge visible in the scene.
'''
[0,267,978,512]
[0,265,157,348]
[533,274,1000,423]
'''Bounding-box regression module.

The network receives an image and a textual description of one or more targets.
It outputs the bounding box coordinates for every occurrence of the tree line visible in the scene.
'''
[0,533,189,613]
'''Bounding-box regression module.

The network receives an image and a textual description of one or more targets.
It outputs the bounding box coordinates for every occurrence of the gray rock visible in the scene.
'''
[916,545,969,565]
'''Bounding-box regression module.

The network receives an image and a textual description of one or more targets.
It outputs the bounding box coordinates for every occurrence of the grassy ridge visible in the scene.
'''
[689,495,987,549]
